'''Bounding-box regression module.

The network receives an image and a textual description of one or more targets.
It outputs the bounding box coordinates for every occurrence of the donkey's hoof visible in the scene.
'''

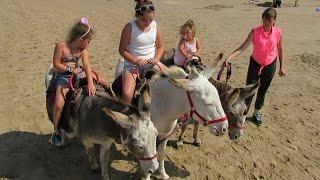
[176,141,184,149]
[90,164,101,174]
[156,172,169,180]
[160,173,170,180]
[193,142,202,147]
[102,175,110,180]
[193,139,202,147]
[154,170,169,180]
[144,173,151,180]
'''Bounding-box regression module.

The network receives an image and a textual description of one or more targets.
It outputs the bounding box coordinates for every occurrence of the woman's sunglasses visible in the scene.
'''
[135,5,155,13]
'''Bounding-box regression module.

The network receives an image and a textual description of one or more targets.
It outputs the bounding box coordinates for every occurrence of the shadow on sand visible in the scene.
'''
[0,131,190,180]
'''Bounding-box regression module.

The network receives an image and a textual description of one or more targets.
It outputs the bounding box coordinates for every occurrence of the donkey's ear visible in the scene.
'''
[102,108,135,129]
[138,85,152,116]
[239,81,260,99]
[227,88,241,107]
[201,53,223,79]
[168,78,195,92]
[188,66,200,80]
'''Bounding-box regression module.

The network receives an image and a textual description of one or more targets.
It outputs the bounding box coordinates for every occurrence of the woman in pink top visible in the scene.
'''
[224,8,286,125]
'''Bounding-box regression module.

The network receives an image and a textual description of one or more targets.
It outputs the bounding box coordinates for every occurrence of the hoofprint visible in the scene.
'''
[45,70,158,180]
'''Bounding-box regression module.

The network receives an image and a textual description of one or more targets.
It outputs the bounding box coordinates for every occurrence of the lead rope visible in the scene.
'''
[217,63,232,84]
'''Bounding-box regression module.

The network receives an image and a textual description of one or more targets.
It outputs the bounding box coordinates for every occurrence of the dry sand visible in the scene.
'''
[0,0,319,179]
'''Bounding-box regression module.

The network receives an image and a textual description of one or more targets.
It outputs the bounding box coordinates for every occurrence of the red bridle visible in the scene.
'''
[228,121,245,130]
[186,92,228,126]
[156,91,229,147]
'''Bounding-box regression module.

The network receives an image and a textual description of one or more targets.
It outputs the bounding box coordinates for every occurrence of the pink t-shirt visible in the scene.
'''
[252,25,282,66]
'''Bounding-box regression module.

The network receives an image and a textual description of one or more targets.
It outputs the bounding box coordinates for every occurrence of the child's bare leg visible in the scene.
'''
[53,86,69,132]
[153,62,168,72]
[122,71,137,104]
[98,78,111,90]
[93,71,110,90]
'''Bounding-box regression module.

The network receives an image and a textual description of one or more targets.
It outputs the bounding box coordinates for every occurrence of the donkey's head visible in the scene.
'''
[103,84,158,175]
[223,82,259,139]
[169,53,228,136]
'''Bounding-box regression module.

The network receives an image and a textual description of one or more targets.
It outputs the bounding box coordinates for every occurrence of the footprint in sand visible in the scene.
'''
[163,1,185,5]
[297,53,320,68]
[202,4,234,11]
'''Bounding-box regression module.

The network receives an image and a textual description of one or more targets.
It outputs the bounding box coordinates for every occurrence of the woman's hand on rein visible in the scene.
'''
[186,54,193,59]
[148,58,158,65]
[137,59,149,66]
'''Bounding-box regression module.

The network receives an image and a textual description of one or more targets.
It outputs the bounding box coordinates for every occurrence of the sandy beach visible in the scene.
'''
[0,0,319,179]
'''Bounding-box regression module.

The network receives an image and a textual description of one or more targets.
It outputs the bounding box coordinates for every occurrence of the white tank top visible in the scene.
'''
[124,19,157,67]
[174,38,197,66]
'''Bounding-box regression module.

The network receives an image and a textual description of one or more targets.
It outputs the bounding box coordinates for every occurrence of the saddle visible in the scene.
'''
[111,67,156,107]
[46,70,112,133]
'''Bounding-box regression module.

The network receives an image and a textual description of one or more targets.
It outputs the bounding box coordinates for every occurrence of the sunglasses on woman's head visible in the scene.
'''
[135,5,155,13]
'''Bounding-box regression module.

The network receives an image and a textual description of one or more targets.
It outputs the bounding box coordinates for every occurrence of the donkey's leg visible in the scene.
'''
[156,138,170,179]
[83,141,99,172]
[100,139,113,180]
[177,123,188,149]
[193,121,202,147]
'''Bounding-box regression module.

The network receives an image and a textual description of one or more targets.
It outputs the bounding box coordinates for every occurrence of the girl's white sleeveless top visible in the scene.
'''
[174,38,197,66]
[124,19,157,67]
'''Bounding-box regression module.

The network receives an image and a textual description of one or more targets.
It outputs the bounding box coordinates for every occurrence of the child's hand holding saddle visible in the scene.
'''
[87,82,96,96]
[72,67,82,75]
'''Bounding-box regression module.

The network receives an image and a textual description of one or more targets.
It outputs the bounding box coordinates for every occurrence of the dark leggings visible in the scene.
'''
[245,56,277,113]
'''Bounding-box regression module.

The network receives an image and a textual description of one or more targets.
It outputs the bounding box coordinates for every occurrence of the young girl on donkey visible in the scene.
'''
[224,8,286,125]
[174,19,202,67]
[50,18,110,146]
[119,0,167,104]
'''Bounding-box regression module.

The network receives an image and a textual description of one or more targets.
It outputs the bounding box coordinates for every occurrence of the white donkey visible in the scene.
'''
[140,53,228,179]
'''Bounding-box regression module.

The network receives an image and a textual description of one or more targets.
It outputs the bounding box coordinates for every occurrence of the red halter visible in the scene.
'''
[156,91,228,147]
[186,92,228,126]
[228,121,245,130]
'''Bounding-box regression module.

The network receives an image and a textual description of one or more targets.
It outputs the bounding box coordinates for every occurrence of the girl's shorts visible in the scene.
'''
[55,72,72,87]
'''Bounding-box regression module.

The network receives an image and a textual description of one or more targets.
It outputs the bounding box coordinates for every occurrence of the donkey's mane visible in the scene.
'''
[151,66,187,81]
[209,77,232,96]
[96,95,139,115]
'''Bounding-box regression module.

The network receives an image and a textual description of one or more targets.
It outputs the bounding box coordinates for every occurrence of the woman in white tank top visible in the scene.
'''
[119,0,167,104]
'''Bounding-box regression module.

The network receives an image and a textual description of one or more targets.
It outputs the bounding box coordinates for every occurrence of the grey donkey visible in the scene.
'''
[46,82,158,180]
[177,78,259,147]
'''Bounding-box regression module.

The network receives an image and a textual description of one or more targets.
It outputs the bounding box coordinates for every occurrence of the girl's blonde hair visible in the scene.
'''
[180,19,196,37]
[67,20,94,42]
